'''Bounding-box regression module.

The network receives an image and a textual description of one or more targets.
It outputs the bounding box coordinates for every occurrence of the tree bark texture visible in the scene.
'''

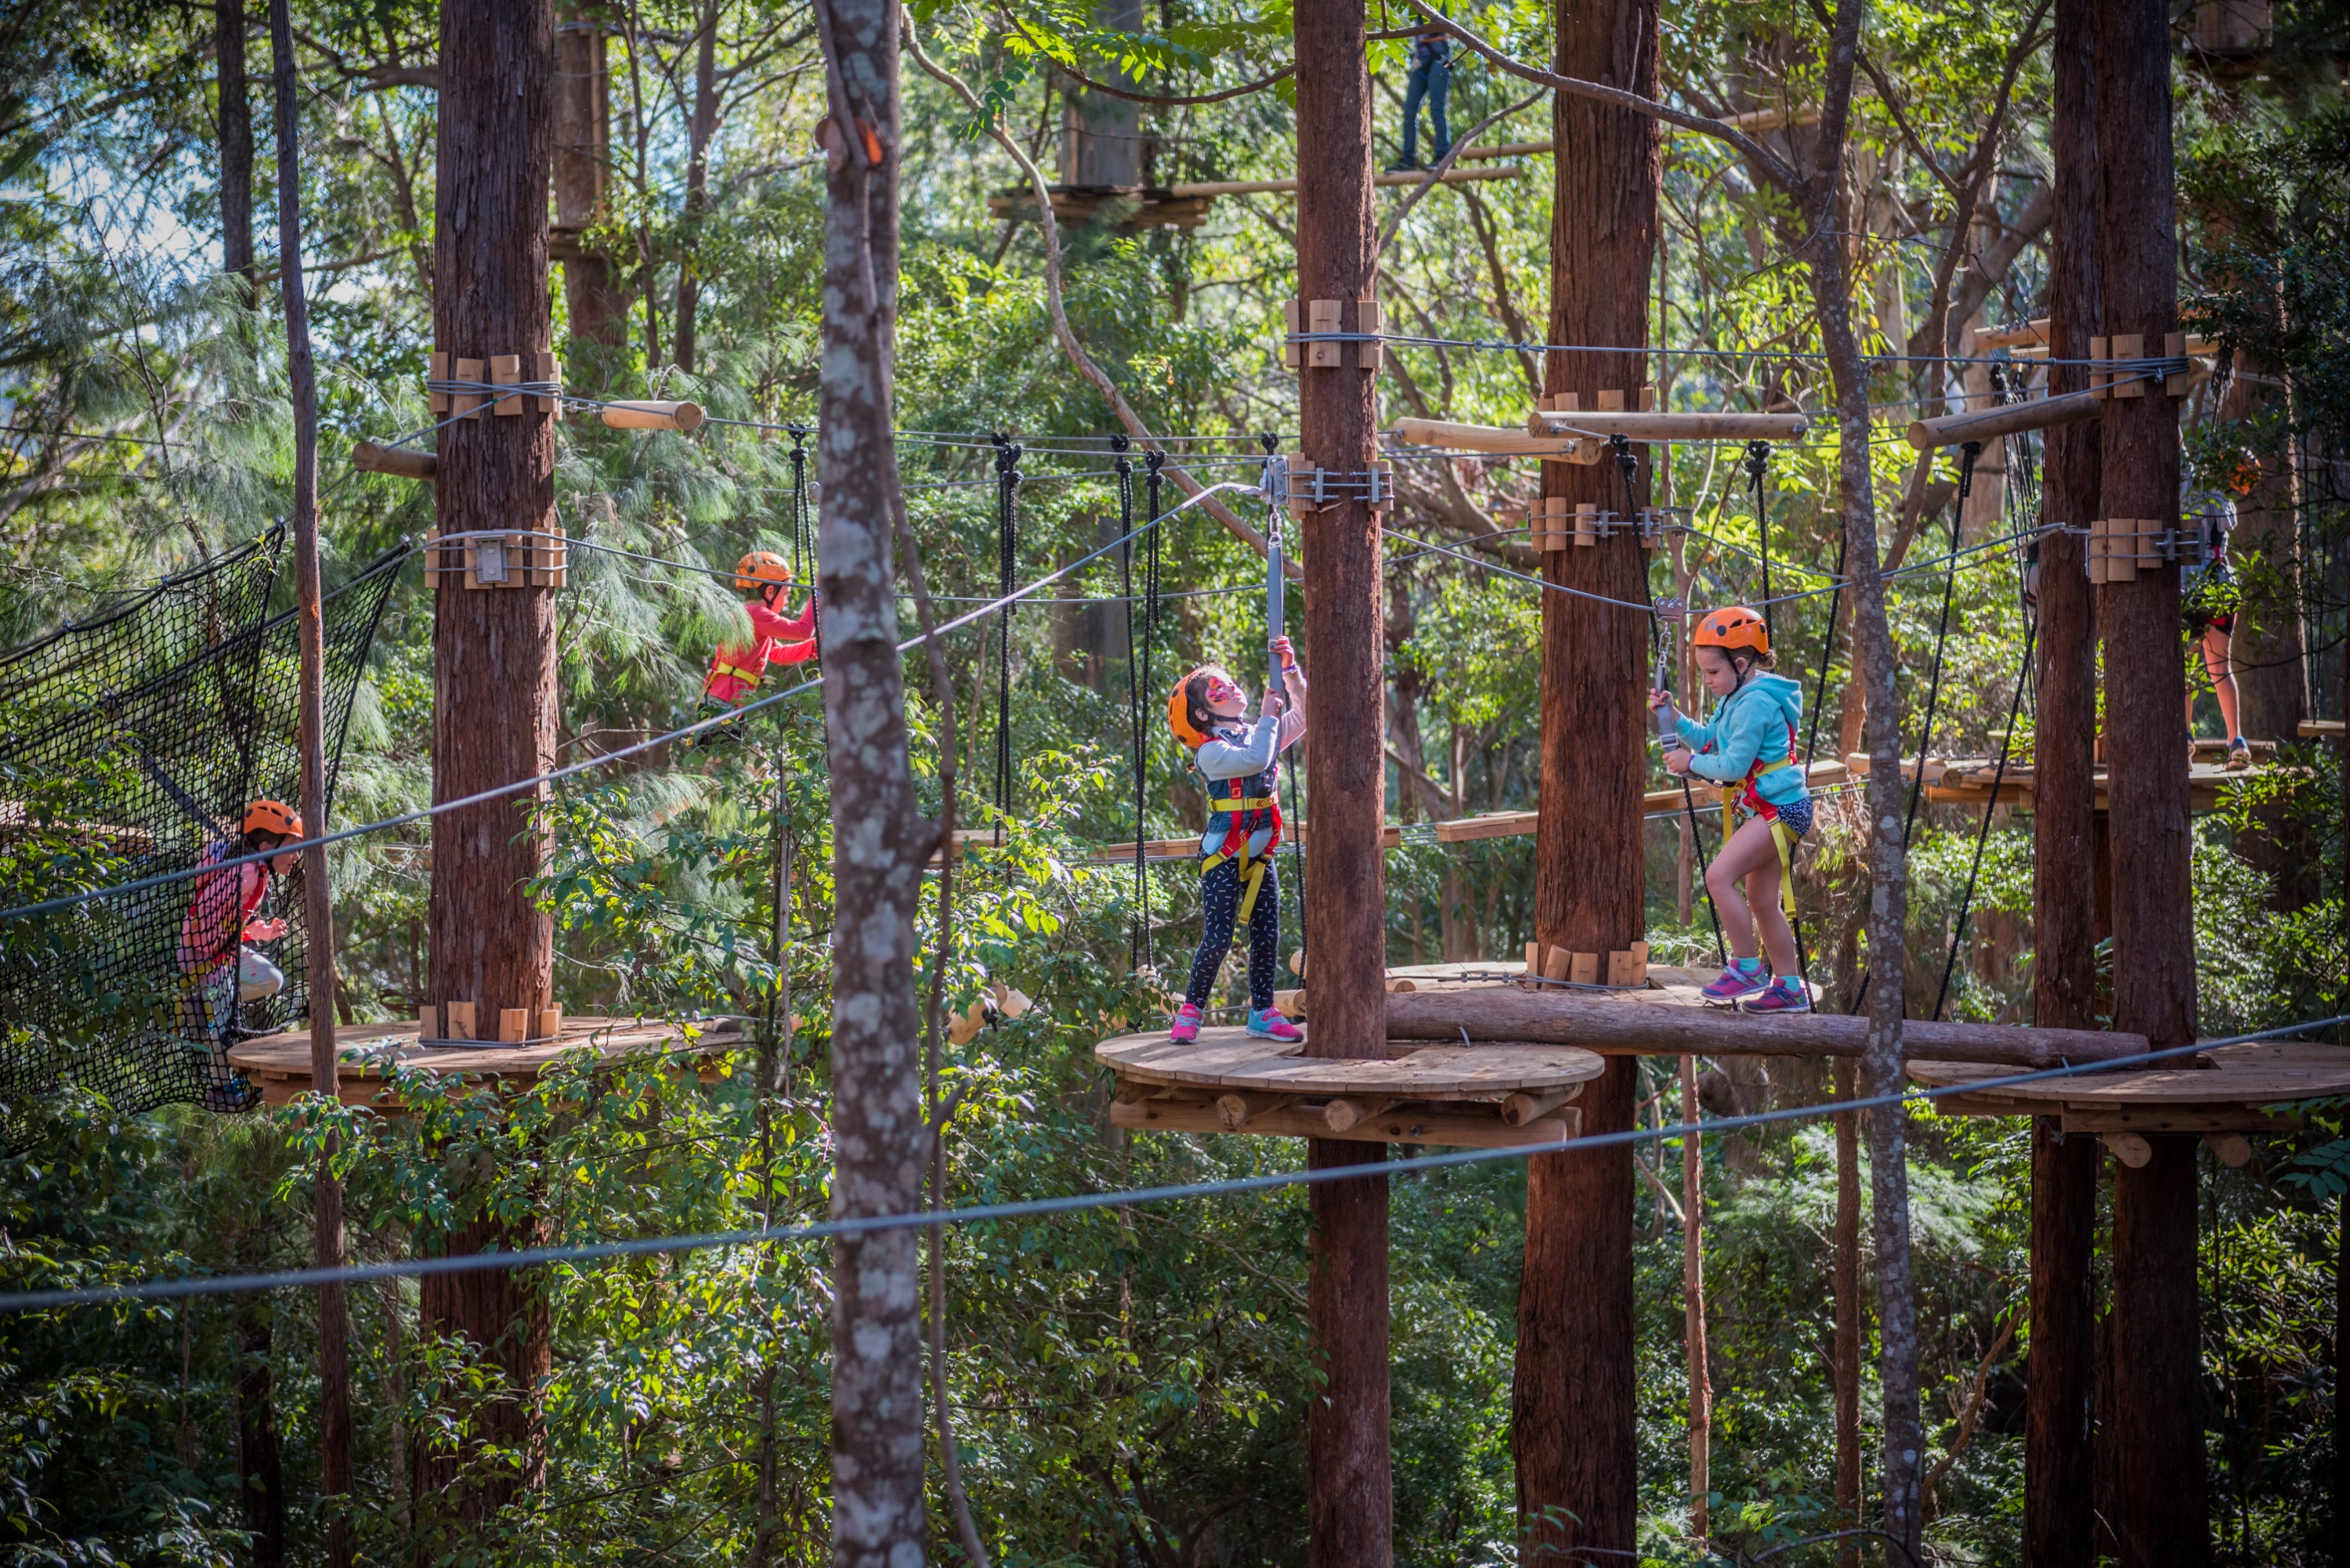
[554,2,626,351]
[414,1209,554,1508]
[2028,9,2101,1563]
[2093,0,2206,1558]
[1832,1057,1862,1554]
[1294,0,1392,1559]
[2110,1138,2208,1567]
[233,1302,286,1568]
[422,0,558,1517]
[1517,0,1655,1549]
[1803,0,1925,1547]
[1681,1055,1712,1542]
[217,0,254,287]
[2027,1120,2100,1568]
[266,0,349,1554]
[815,2,927,1563]
[674,0,720,371]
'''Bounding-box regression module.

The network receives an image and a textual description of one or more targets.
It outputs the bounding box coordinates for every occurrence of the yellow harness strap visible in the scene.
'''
[1721,755,1799,916]
[1201,840,1273,927]
[711,661,763,685]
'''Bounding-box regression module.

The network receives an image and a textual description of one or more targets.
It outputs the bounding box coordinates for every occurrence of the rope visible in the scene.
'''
[1140,452,1165,973]
[1114,435,1146,970]
[1931,616,2035,1022]
[1743,439,1812,988]
[991,434,1021,838]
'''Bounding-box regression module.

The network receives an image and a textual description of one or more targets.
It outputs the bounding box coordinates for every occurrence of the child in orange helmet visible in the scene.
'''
[703,551,818,708]
[1648,607,1813,1013]
[1167,638,1308,1043]
[178,799,303,1106]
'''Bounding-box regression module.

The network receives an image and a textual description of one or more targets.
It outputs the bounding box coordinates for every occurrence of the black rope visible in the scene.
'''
[1113,435,1145,970]
[790,428,820,659]
[1744,439,1811,988]
[1746,440,1775,649]
[1931,615,2034,1021]
[991,433,1021,839]
[1256,432,1306,972]
[1139,450,1165,973]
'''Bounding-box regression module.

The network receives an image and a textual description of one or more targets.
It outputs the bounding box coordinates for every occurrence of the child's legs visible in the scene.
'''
[238,947,285,1001]
[1705,815,1794,969]
[1185,858,1242,1008]
[1243,861,1282,1012]
[2204,626,2240,738]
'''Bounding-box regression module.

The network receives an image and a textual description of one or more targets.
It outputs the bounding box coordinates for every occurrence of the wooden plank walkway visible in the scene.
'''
[226,1015,741,1108]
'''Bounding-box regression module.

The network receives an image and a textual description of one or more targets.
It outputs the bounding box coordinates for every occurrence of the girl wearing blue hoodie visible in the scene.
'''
[1647,606,1813,1013]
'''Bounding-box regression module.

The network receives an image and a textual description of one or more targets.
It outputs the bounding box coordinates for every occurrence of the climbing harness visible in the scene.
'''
[991,433,1021,837]
[1200,771,1284,929]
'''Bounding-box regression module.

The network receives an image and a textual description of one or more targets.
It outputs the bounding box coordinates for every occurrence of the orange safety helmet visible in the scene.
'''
[1167,667,1218,750]
[1692,605,1770,659]
[735,551,794,593]
[244,799,303,840]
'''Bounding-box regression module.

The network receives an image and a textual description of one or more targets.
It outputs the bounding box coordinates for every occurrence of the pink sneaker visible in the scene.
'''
[1246,1006,1303,1042]
[1700,959,1770,1003]
[1169,1002,1203,1042]
[1740,977,1813,1014]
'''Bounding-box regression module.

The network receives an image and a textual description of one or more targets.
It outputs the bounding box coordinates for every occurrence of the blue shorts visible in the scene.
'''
[1770,796,1814,839]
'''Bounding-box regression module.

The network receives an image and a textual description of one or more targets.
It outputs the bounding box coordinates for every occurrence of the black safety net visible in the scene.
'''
[0,529,407,1142]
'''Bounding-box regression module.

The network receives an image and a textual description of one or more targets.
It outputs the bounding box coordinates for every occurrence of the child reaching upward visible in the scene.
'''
[1649,607,1813,1013]
[703,551,817,709]
[1167,638,1308,1043]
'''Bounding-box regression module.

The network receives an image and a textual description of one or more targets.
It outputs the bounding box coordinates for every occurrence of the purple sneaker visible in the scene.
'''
[1170,1002,1203,1043]
[1700,959,1770,1003]
[1740,977,1813,1013]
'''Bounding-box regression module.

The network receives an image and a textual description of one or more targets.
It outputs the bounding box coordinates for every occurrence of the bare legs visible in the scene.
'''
[2187,624,2240,741]
[1704,813,1799,975]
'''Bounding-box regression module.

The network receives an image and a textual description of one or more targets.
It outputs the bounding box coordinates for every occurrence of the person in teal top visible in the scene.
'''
[1647,605,1815,1013]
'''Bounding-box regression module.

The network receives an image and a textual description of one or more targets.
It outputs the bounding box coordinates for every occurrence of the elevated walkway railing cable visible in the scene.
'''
[6,1010,2339,1314]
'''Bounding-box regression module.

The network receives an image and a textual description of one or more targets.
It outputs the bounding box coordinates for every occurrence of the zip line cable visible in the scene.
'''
[7,1010,2337,1315]
[0,482,1268,928]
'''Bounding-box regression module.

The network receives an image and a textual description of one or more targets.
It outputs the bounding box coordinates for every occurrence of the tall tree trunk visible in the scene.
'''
[266,2,351,1557]
[554,2,626,351]
[2026,1,2101,1560]
[1831,1057,1862,1560]
[673,0,720,372]
[2094,0,2207,1558]
[218,0,254,291]
[1681,1055,1711,1544]
[1294,0,1392,1562]
[422,0,559,1519]
[1515,0,1655,1558]
[814,1,926,1563]
[233,1302,286,1568]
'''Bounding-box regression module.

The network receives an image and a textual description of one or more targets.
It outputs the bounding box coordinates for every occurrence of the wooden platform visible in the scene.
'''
[1911,1040,2350,1162]
[225,1015,743,1108]
[1099,1026,1602,1149]
[1856,750,2297,813]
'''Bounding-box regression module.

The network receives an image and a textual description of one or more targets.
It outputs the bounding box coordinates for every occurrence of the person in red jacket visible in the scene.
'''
[178,798,302,1108]
[703,552,818,708]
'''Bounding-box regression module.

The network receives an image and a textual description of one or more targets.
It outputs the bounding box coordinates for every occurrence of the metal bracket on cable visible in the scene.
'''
[1278,453,1396,516]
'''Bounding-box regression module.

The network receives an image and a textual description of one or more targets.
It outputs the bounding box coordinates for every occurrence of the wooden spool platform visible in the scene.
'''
[1912,1039,2350,1165]
[1853,750,2298,815]
[225,1015,742,1109]
[1099,1026,1603,1149]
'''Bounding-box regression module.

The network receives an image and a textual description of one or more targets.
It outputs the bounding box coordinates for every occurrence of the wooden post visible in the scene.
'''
[265,2,347,1559]
[421,0,559,1516]
[553,1,625,351]
[2027,0,2102,1561]
[1294,0,1392,1561]
[812,2,928,1565]
[2094,0,2208,1555]
[1516,0,1656,1552]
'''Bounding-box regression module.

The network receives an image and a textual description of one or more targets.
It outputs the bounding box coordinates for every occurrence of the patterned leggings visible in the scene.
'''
[1184,856,1282,1013]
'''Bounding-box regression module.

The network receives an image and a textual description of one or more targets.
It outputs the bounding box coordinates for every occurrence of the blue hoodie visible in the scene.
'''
[1672,672,1808,807]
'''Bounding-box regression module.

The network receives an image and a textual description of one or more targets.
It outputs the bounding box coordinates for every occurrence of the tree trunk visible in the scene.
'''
[554,2,626,352]
[218,0,254,291]
[1516,0,1655,1552]
[673,0,719,371]
[1681,1055,1711,1544]
[266,1,350,1556]
[1832,1057,1862,1560]
[2026,5,2101,1560]
[2095,0,2207,1556]
[423,0,559,1518]
[1294,0,1392,1560]
[233,1302,286,1568]
[813,0,927,1563]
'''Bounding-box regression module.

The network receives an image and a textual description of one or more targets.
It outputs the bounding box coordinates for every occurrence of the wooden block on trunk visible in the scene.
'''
[499,1006,530,1042]
[533,349,562,413]
[1570,952,1600,986]
[491,352,524,415]
[418,1005,437,1039]
[427,351,449,414]
[1605,948,1644,988]
[1542,945,1573,984]
[1281,301,1302,369]
[1597,389,1625,412]
[454,356,486,418]
[1574,501,1598,547]
[1639,386,1657,412]
[443,1000,476,1041]
[537,1006,564,1039]
[1356,298,1383,372]
[2088,335,2110,399]
[2164,331,2192,396]
[1307,298,1342,369]
[2111,333,2145,399]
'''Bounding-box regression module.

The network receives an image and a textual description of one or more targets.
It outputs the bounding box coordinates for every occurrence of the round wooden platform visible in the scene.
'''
[1097,1026,1603,1149]
[226,1015,743,1108]
[1911,1040,2350,1140]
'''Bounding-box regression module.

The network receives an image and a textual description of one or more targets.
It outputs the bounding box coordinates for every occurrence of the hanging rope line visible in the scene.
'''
[1931,616,2035,1022]
[1113,435,1148,971]
[992,434,1022,838]
[1138,450,1166,973]
[10,1010,2339,1314]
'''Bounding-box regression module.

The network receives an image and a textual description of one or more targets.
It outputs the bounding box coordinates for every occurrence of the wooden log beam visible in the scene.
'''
[1905,388,2102,450]
[1166,165,1521,197]
[1383,990,2147,1068]
[352,439,439,481]
[1112,1095,1579,1148]
[598,399,704,432]
[1390,416,1598,461]
[1526,408,1811,442]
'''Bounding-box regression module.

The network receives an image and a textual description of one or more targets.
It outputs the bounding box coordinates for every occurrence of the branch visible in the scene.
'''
[1378,89,1542,255]
[1401,0,1799,192]
[904,12,1294,574]
[1002,17,1294,107]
